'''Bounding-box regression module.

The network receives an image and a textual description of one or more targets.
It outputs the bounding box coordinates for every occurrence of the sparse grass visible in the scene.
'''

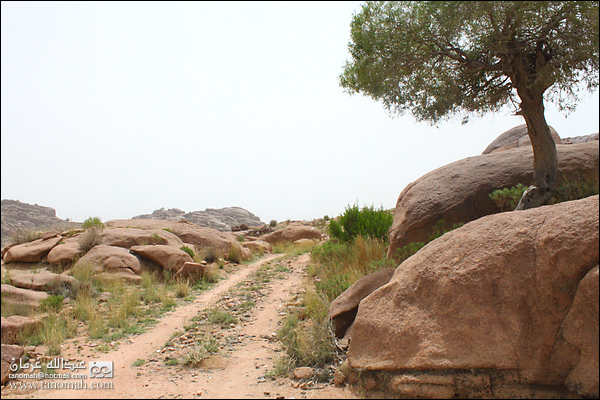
[309,235,394,301]
[276,294,338,372]
[132,359,145,367]
[165,358,179,366]
[1,297,37,318]
[38,313,78,355]
[173,280,190,298]
[549,174,599,204]
[207,308,237,327]
[196,247,225,264]
[182,335,219,367]
[272,240,317,255]
[9,228,44,245]
[78,227,103,254]
[226,245,243,264]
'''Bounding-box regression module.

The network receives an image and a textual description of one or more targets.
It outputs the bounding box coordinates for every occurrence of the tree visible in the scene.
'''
[340,1,599,209]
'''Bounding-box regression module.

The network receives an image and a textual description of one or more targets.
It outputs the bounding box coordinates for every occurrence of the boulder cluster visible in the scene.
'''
[1,217,323,385]
[330,125,599,398]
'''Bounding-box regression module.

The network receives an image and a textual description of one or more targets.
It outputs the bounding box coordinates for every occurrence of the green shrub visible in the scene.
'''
[328,203,393,243]
[132,359,145,367]
[310,235,394,302]
[82,216,105,230]
[269,220,277,228]
[180,246,195,258]
[147,233,166,245]
[40,295,64,312]
[489,183,528,212]
[490,176,599,211]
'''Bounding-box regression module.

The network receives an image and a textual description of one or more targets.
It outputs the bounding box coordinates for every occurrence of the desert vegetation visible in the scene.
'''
[1,235,225,356]
[489,175,599,212]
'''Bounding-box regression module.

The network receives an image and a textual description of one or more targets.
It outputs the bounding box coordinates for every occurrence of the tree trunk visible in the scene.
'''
[515,97,558,210]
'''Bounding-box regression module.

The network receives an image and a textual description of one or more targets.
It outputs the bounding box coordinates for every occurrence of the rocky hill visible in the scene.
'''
[1,200,73,248]
[131,206,265,232]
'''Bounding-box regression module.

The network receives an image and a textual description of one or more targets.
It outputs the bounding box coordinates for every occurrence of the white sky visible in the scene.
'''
[2,1,599,224]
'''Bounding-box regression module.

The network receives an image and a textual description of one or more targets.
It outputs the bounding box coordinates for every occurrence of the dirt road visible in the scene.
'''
[2,253,360,399]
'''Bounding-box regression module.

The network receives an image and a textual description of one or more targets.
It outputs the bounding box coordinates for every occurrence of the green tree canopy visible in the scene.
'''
[340,1,599,209]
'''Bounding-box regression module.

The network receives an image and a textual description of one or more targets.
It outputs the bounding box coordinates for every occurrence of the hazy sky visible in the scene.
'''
[2,1,599,224]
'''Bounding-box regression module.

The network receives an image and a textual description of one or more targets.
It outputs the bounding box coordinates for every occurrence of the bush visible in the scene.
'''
[82,216,105,230]
[180,246,195,258]
[328,203,393,243]
[40,295,64,312]
[489,183,528,212]
[490,176,599,211]
[79,227,103,254]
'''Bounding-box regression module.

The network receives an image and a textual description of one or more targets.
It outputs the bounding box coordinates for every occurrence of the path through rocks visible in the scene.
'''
[2,253,359,399]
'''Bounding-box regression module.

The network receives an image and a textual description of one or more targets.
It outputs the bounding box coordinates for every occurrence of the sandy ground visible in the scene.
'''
[2,253,360,399]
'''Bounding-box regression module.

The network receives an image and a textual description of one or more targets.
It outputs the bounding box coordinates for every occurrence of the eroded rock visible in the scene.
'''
[388,141,599,259]
[350,196,599,397]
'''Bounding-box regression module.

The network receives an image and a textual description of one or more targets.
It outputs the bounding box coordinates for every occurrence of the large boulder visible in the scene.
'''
[482,124,561,154]
[129,245,193,271]
[9,271,78,292]
[99,227,184,248]
[106,219,251,261]
[348,196,599,397]
[173,261,210,280]
[2,235,63,263]
[0,284,48,308]
[73,245,141,275]
[388,140,599,259]
[242,239,273,254]
[1,316,43,344]
[328,268,396,338]
[259,223,322,245]
[559,265,599,398]
[47,238,83,265]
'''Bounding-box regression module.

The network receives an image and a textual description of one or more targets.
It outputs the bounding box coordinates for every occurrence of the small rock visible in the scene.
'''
[293,366,314,381]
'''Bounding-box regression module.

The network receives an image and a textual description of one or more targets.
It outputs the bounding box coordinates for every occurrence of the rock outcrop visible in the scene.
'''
[348,195,599,398]
[388,140,599,259]
[3,235,63,264]
[1,200,73,248]
[132,206,264,232]
[2,218,256,290]
[106,219,251,260]
[0,284,48,308]
[258,223,322,245]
